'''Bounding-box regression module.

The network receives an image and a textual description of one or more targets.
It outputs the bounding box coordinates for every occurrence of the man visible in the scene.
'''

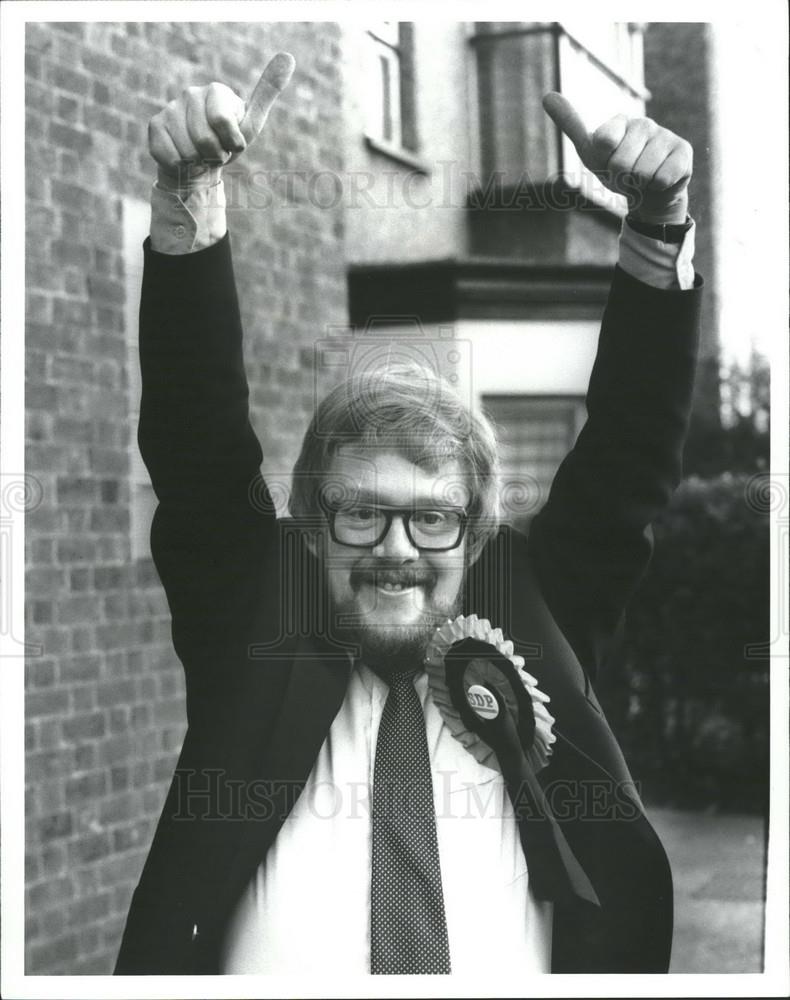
[116,52,701,975]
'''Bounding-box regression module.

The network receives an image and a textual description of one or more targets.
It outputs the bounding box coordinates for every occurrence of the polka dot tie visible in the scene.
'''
[370,670,451,975]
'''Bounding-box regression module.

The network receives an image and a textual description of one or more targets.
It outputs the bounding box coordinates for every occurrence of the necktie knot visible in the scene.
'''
[367,663,420,688]
[385,668,419,689]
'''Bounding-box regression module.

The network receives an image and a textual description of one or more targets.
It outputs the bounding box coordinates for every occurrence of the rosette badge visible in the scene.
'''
[424,615,555,773]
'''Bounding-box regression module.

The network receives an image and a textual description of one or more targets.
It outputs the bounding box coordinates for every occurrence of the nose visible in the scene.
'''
[371,513,419,560]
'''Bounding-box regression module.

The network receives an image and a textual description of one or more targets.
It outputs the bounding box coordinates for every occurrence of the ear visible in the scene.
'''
[465,519,500,567]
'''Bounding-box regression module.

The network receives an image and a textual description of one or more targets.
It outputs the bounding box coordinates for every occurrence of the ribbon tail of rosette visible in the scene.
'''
[495,733,600,909]
[440,635,598,907]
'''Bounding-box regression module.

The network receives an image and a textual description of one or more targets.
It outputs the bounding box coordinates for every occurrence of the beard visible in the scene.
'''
[329,573,464,675]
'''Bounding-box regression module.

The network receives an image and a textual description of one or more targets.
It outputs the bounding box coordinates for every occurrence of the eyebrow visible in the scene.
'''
[346,490,462,509]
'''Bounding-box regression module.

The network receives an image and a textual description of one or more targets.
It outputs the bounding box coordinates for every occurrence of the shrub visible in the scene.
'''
[597,473,770,812]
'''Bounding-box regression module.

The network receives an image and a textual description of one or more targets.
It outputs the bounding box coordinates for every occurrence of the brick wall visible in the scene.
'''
[24,21,346,974]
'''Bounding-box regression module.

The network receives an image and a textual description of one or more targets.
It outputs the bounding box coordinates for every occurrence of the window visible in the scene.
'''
[472,22,647,213]
[365,22,418,155]
[483,395,585,529]
[122,196,157,562]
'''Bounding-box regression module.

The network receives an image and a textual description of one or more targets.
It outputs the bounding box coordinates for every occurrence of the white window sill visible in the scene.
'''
[363,134,431,175]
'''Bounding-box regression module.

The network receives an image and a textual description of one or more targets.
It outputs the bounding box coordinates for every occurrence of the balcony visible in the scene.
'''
[468,22,648,262]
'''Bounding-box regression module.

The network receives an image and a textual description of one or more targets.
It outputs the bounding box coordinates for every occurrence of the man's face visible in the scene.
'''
[318,448,470,672]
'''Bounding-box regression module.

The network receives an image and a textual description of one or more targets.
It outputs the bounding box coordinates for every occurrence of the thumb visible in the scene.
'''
[239,52,296,144]
[542,92,592,165]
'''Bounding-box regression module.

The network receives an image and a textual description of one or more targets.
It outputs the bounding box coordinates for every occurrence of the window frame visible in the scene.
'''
[363,22,429,173]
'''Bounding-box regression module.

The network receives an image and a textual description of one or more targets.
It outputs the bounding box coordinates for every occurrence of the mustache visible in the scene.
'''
[350,565,436,589]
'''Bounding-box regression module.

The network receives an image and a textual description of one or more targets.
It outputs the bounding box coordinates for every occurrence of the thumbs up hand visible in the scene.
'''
[148,52,296,190]
[542,92,692,225]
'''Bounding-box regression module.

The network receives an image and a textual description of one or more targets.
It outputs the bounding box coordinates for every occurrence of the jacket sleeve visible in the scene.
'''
[137,233,281,711]
[527,264,702,681]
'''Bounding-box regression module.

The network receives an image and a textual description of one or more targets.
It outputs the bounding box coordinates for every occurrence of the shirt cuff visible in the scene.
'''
[618,217,696,290]
[149,178,227,254]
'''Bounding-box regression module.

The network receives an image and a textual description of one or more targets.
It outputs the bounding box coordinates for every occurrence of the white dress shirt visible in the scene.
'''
[220,662,554,975]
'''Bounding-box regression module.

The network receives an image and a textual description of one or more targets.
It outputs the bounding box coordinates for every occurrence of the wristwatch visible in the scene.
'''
[626,214,693,244]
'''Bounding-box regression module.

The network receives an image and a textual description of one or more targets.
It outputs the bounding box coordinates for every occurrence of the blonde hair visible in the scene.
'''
[289,364,501,556]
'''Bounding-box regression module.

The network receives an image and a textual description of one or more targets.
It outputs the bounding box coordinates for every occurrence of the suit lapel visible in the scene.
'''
[263,637,353,783]
[216,638,353,945]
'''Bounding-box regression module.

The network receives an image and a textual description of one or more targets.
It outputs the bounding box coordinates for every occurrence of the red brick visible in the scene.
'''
[57,594,103,625]
[37,811,73,842]
[62,711,106,742]
[27,931,77,970]
[90,507,129,533]
[49,120,93,154]
[68,892,111,925]
[65,510,89,533]
[56,94,81,122]
[40,842,68,877]
[50,239,92,270]
[71,832,112,864]
[26,688,69,717]
[28,656,56,684]
[72,685,97,712]
[37,627,71,656]
[40,907,67,939]
[65,770,108,804]
[98,678,137,707]
[93,565,126,590]
[50,179,94,213]
[83,104,125,140]
[86,274,125,305]
[26,51,41,78]
[70,627,96,653]
[38,718,63,749]
[74,742,95,770]
[109,705,130,732]
[54,418,95,444]
[47,62,91,96]
[57,537,98,563]
[69,567,91,591]
[26,748,75,782]
[93,79,111,104]
[26,80,54,114]
[26,853,41,884]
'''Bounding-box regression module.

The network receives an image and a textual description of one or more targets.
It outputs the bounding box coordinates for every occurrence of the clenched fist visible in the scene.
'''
[543,92,692,225]
[148,52,295,189]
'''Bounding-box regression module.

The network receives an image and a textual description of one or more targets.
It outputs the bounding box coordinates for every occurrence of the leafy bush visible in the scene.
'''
[597,472,770,812]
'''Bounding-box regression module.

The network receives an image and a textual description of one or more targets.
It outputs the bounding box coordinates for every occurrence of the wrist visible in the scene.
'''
[156,163,223,195]
[628,190,689,227]
[626,214,692,245]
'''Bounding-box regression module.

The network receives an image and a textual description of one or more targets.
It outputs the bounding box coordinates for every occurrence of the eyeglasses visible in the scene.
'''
[325,502,468,551]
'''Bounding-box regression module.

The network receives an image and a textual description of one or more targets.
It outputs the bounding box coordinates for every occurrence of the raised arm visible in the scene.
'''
[527,95,702,681]
[139,57,295,708]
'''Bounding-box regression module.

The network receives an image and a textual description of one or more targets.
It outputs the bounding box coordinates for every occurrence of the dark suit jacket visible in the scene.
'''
[115,233,701,975]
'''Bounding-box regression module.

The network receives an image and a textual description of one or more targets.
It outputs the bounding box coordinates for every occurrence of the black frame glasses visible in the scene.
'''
[325,502,468,552]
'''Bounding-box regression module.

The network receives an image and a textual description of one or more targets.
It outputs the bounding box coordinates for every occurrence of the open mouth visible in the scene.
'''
[375,581,416,596]
[353,572,433,601]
